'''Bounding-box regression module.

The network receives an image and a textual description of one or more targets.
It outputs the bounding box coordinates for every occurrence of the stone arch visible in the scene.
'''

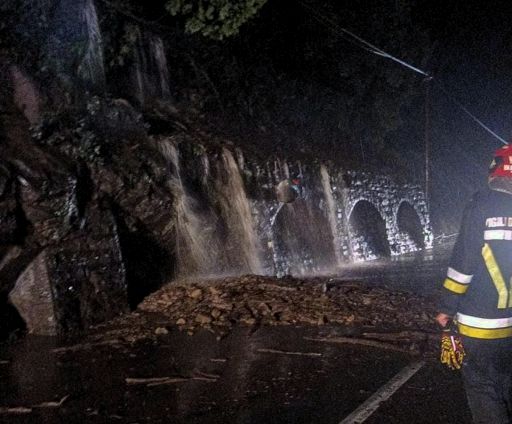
[348,200,390,261]
[396,201,425,250]
[272,199,336,275]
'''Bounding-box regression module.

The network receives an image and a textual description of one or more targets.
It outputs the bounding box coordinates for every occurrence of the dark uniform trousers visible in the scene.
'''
[461,336,512,424]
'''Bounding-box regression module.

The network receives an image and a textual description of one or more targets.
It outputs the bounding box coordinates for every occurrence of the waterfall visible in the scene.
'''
[160,140,219,276]
[133,31,171,104]
[77,0,105,87]
[217,148,263,274]
[46,0,105,90]
[320,165,343,267]
[151,36,171,99]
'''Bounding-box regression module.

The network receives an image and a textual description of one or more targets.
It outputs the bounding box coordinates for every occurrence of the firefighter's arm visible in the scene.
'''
[438,198,480,315]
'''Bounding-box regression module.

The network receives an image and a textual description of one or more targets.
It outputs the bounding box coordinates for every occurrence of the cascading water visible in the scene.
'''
[320,165,343,267]
[46,0,105,90]
[133,31,171,104]
[159,140,220,276]
[78,0,105,87]
[156,141,431,277]
[151,36,171,98]
[216,148,263,275]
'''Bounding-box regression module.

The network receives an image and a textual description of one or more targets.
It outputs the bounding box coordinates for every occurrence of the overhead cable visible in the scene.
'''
[300,0,431,77]
[435,83,508,145]
[299,1,508,145]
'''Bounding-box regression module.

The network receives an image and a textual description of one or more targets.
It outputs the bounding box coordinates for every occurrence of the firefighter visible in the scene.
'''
[436,144,512,423]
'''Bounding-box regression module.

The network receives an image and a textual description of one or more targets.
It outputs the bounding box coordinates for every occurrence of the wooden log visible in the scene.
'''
[0,407,32,415]
[256,348,322,357]
[304,336,412,354]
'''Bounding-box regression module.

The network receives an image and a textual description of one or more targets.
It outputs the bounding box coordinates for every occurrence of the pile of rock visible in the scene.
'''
[135,275,437,336]
[76,275,441,357]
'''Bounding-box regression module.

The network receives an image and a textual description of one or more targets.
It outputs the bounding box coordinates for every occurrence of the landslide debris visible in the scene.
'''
[84,275,439,352]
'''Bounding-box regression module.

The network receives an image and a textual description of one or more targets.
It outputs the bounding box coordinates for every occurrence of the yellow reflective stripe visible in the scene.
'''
[443,278,469,294]
[458,323,512,339]
[482,243,508,308]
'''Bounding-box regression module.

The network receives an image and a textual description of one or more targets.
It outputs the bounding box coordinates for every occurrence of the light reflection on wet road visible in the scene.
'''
[333,243,453,296]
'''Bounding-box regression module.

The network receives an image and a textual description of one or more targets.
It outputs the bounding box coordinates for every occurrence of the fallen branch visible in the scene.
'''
[256,348,322,357]
[0,407,32,415]
[126,375,218,387]
[126,377,183,385]
[361,331,434,342]
[146,378,190,386]
[193,370,220,380]
[0,395,70,414]
[53,340,122,353]
[190,376,218,382]
[304,336,412,354]
[34,395,70,409]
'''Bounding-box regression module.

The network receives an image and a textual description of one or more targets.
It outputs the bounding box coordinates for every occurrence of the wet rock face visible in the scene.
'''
[0,167,18,245]
[9,251,56,335]
[47,203,127,334]
[0,99,176,337]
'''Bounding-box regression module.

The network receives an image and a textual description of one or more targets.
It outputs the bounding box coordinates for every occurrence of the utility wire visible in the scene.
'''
[300,0,430,77]
[435,82,508,144]
[300,1,382,56]
[299,0,508,145]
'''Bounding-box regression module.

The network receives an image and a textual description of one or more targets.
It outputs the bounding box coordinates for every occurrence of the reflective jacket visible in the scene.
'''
[440,188,512,339]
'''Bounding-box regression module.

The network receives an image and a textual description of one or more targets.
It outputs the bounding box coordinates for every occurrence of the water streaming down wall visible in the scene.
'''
[158,139,433,277]
[158,141,264,277]
[47,0,171,102]
[265,161,338,276]
[159,139,220,277]
[77,0,105,88]
[46,0,105,90]
[132,31,171,105]
[320,165,344,267]
[246,159,432,275]
[215,148,263,275]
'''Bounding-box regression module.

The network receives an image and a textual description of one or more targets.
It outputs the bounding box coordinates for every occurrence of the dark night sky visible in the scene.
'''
[407,1,512,231]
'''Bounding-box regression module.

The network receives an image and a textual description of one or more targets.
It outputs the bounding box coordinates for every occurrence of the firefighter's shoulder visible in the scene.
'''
[468,189,494,206]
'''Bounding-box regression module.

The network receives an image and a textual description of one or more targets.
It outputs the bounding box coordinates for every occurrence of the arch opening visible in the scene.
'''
[0,292,26,341]
[349,200,390,261]
[396,202,425,251]
[273,199,335,275]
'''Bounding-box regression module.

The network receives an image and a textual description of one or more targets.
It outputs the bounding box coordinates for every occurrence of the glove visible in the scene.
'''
[440,321,465,370]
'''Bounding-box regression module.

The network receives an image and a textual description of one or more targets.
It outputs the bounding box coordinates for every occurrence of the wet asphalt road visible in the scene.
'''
[0,245,470,424]
[0,325,470,424]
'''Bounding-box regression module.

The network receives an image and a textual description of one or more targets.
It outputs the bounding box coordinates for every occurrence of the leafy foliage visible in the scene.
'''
[165,0,268,39]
